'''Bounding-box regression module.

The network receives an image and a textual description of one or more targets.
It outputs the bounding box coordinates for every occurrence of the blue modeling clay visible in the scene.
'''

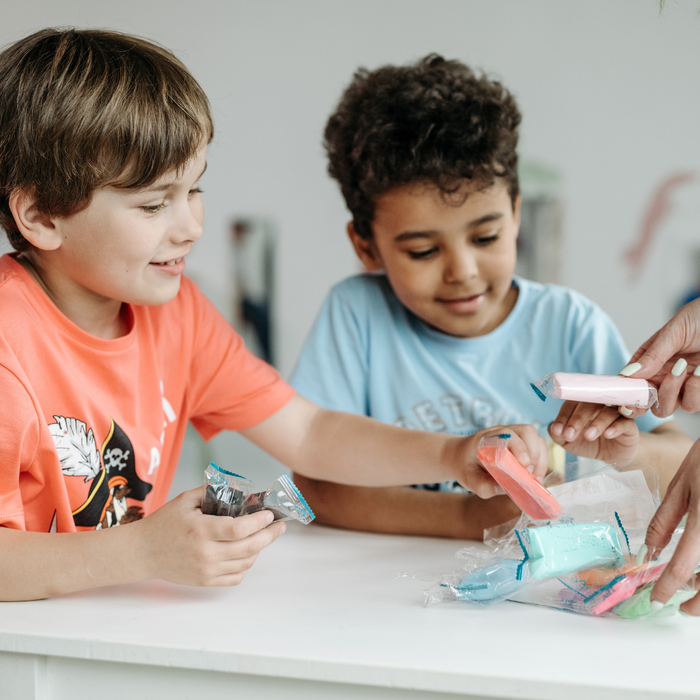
[524,523,625,579]
[452,558,526,602]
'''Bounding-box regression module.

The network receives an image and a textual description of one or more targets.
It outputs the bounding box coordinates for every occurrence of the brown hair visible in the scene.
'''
[324,54,521,240]
[0,27,214,251]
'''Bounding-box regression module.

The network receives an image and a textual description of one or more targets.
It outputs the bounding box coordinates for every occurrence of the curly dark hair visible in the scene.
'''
[324,54,521,240]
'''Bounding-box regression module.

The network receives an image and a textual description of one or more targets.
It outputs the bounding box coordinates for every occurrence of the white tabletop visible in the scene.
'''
[1,523,698,699]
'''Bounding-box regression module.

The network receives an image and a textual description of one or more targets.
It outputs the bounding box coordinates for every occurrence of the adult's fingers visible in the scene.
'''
[650,521,700,606]
[654,359,687,417]
[681,372,700,413]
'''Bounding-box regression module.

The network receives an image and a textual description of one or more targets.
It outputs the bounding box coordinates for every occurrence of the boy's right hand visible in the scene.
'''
[462,424,548,499]
[137,487,285,587]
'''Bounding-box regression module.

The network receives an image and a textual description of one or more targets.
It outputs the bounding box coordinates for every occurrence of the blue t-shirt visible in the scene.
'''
[291,274,665,487]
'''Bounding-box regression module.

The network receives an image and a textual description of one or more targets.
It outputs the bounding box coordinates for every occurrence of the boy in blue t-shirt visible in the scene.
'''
[291,55,691,539]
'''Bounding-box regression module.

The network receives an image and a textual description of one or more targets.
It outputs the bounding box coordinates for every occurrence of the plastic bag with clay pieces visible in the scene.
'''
[202,462,315,525]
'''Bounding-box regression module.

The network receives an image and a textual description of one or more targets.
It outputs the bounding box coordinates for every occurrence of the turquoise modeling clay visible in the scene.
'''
[524,523,625,579]
[452,558,525,602]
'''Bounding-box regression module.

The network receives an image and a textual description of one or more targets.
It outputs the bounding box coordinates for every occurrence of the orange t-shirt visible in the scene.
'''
[0,254,295,533]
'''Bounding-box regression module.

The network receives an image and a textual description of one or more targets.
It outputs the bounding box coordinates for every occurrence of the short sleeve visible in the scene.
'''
[290,284,370,415]
[180,281,295,439]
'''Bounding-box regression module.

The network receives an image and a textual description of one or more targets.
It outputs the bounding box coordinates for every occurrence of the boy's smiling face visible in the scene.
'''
[14,146,207,338]
[350,180,520,338]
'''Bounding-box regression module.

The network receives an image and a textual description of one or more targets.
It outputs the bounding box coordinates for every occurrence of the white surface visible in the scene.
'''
[1,524,699,699]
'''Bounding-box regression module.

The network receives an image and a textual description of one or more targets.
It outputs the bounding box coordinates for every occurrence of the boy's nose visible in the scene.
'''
[174,204,204,243]
[444,249,478,283]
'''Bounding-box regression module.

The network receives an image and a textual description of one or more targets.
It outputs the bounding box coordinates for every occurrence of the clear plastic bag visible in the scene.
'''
[417,463,697,616]
[201,462,315,524]
[477,434,561,520]
[531,372,658,410]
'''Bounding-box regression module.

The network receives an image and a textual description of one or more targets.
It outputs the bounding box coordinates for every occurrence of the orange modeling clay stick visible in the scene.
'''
[477,435,561,520]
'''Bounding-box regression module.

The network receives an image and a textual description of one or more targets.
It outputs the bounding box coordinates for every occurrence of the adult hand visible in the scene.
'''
[647,438,700,614]
[620,297,700,417]
[548,401,638,466]
[137,487,285,587]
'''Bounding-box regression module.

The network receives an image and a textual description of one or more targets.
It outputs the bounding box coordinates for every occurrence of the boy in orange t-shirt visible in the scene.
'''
[0,28,548,601]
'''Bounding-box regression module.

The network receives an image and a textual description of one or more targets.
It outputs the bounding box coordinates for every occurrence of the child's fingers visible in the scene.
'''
[211,510,276,541]
[506,426,547,478]
[548,401,578,438]
[218,520,286,559]
[578,407,635,441]
[551,402,602,443]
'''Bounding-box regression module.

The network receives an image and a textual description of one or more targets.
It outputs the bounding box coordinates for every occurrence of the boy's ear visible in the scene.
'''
[347,221,383,272]
[8,189,61,251]
[513,194,522,238]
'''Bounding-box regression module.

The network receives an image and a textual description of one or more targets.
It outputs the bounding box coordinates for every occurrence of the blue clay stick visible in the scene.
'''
[453,558,525,602]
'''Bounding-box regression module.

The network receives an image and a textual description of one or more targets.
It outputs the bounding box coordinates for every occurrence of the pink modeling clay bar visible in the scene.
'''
[531,372,658,410]
[477,435,561,521]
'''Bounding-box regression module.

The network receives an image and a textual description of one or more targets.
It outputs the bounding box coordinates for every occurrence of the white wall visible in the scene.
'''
[4,0,700,482]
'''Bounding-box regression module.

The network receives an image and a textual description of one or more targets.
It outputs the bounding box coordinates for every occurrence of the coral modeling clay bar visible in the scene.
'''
[477,435,561,520]
[531,372,658,409]
[521,522,625,579]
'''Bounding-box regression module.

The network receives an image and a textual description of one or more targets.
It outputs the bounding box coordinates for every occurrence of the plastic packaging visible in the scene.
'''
[201,462,315,524]
[519,522,625,579]
[531,372,658,409]
[201,463,252,517]
[415,465,697,617]
[477,435,561,520]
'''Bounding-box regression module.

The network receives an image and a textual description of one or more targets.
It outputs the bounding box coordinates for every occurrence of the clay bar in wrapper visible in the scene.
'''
[531,372,658,410]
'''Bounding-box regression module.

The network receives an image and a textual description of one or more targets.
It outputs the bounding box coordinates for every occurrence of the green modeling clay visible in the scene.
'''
[615,582,695,618]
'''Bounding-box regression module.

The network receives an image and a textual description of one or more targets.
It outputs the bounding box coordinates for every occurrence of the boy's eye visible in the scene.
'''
[141,202,166,214]
[189,187,203,197]
[474,233,499,246]
[408,248,438,260]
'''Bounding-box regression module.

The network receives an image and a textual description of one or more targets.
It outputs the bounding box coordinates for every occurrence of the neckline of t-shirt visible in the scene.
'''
[409,276,530,351]
[4,253,138,353]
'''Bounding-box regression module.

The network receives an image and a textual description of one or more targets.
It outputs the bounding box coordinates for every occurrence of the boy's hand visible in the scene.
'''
[461,424,548,498]
[548,401,639,466]
[137,487,285,587]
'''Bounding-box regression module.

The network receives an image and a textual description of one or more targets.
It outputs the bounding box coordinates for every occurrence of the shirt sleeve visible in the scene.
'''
[179,280,296,439]
[568,295,668,434]
[290,284,370,415]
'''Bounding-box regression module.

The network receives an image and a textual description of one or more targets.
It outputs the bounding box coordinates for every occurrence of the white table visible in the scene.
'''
[1,523,698,700]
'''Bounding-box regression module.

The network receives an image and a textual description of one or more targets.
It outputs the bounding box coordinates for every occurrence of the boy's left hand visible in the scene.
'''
[548,401,639,466]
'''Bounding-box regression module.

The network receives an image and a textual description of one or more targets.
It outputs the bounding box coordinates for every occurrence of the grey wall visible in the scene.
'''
[4,0,700,485]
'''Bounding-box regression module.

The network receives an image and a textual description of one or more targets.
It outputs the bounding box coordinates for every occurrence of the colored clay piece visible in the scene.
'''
[525,523,625,579]
[588,561,669,615]
[477,442,561,520]
[452,558,525,602]
[578,555,638,587]
[531,372,657,409]
[615,582,695,618]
